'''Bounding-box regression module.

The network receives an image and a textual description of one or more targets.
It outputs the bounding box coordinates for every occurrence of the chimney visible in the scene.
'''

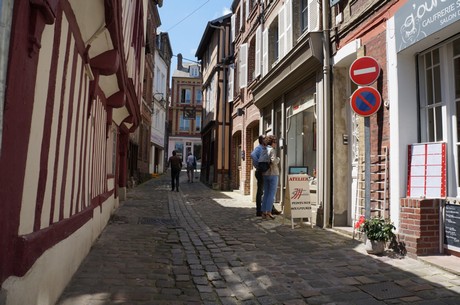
[177,53,183,71]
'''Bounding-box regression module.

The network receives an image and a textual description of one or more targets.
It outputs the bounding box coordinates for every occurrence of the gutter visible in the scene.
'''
[321,0,332,228]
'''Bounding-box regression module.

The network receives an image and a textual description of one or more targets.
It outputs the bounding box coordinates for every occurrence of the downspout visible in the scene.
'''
[322,0,331,227]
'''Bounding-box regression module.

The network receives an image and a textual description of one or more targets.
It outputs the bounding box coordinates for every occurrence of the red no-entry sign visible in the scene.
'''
[349,56,381,86]
[350,87,382,117]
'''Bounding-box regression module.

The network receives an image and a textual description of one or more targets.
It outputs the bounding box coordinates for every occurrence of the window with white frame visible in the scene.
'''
[190,65,199,77]
[196,89,202,104]
[195,114,202,131]
[418,36,460,194]
[179,112,190,131]
[301,0,308,32]
[181,88,191,104]
[268,18,279,67]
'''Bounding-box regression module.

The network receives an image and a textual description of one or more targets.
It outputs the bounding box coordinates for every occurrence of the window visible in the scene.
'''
[418,36,460,194]
[420,48,443,142]
[196,89,202,104]
[190,65,199,77]
[195,114,202,132]
[286,97,316,175]
[301,0,308,33]
[181,88,191,104]
[206,74,216,112]
[179,112,190,131]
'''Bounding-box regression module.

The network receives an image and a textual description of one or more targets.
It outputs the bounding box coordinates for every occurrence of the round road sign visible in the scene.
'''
[349,56,381,86]
[350,87,382,117]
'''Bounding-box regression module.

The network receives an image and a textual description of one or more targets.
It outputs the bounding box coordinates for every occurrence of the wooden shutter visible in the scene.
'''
[285,0,293,54]
[255,25,262,77]
[278,5,285,59]
[239,43,248,88]
[262,29,268,76]
[231,14,235,42]
[228,66,234,102]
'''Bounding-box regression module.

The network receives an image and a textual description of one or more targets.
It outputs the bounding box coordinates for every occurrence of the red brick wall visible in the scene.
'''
[364,32,391,216]
[400,198,442,257]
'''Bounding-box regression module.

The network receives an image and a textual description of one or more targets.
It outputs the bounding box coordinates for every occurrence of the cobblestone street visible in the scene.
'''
[57,173,460,305]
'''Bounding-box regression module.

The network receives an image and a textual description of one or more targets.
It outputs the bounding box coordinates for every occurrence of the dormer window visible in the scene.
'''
[190,65,199,77]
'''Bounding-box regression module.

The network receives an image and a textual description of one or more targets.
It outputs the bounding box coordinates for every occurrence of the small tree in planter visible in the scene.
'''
[355,216,396,254]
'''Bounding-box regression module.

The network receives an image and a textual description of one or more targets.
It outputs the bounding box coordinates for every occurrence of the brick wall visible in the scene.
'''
[399,198,442,257]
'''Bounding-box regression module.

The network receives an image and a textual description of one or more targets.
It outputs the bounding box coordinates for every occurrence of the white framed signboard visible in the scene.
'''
[406,142,446,198]
[287,174,311,229]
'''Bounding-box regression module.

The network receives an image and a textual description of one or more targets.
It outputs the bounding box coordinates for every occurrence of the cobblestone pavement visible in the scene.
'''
[57,172,460,305]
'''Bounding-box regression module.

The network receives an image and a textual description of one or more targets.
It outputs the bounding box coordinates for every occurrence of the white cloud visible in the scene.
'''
[222,7,231,15]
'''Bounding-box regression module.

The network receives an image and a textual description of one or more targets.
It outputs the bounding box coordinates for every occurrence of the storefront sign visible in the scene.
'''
[287,174,311,229]
[395,0,460,52]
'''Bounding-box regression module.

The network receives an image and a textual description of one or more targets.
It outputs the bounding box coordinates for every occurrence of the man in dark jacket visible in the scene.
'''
[168,150,182,192]
[250,135,281,216]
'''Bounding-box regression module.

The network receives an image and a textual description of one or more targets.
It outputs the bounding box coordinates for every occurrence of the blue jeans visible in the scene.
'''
[262,175,278,213]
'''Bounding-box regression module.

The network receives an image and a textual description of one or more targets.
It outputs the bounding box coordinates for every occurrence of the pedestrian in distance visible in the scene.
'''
[261,135,280,220]
[186,152,197,183]
[167,150,182,192]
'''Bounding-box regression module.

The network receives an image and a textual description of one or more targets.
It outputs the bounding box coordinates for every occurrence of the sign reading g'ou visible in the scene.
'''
[287,174,311,229]
[395,0,460,52]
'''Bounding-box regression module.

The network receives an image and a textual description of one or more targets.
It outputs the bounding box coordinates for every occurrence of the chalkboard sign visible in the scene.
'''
[444,204,460,250]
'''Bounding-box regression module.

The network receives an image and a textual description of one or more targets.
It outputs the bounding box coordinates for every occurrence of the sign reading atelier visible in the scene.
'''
[287,174,311,229]
[350,87,382,117]
[349,56,381,86]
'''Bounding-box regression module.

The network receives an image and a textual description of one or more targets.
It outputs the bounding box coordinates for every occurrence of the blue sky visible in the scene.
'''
[158,0,232,71]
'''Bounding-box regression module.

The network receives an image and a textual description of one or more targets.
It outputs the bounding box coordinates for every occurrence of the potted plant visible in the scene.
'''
[355,216,396,254]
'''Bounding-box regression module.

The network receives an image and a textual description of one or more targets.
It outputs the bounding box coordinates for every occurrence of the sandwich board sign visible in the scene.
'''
[287,174,312,229]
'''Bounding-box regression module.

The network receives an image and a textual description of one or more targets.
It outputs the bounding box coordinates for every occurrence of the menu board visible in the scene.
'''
[444,203,460,250]
[287,174,311,229]
[407,143,446,198]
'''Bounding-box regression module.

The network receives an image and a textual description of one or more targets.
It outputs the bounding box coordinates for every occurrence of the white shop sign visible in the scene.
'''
[287,174,311,229]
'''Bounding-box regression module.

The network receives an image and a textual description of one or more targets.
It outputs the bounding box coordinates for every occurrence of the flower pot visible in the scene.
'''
[365,238,385,255]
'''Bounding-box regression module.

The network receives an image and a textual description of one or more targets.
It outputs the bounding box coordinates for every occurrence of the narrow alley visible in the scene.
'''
[57,173,460,305]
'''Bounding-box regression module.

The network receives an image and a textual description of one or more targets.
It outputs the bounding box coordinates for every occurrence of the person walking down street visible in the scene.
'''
[168,150,182,192]
[250,135,266,216]
[261,135,280,220]
[186,152,197,183]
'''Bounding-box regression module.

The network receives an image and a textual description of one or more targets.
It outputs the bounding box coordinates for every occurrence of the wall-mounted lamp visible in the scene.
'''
[237,108,244,116]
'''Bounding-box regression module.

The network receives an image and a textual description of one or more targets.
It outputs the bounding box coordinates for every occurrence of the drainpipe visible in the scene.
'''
[321,0,331,228]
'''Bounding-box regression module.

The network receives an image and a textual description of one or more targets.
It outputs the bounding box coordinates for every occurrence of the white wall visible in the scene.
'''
[387,17,424,230]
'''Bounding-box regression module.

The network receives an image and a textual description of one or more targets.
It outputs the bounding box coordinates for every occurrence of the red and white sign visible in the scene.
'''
[350,87,382,117]
[407,143,446,198]
[349,56,381,86]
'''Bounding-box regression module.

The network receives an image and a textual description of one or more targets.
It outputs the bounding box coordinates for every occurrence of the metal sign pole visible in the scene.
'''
[365,116,371,219]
